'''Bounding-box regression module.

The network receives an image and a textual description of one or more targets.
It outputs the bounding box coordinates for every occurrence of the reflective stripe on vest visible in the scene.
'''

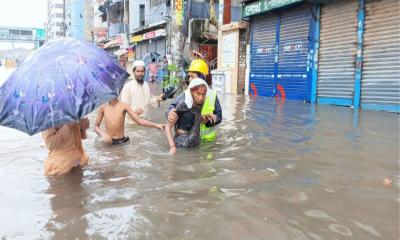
[200,90,217,141]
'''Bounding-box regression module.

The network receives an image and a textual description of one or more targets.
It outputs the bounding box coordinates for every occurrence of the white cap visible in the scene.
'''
[184,78,210,108]
[188,78,209,91]
[132,60,145,69]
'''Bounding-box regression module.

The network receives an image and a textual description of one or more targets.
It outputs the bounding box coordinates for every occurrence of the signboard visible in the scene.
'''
[131,29,166,43]
[175,0,183,26]
[118,33,130,48]
[222,32,237,68]
[93,27,108,42]
[143,29,165,40]
[35,29,46,40]
[243,0,303,18]
[144,31,156,39]
[131,35,143,43]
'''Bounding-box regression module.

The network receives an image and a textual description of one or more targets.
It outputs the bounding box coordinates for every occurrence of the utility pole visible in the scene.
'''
[170,0,185,88]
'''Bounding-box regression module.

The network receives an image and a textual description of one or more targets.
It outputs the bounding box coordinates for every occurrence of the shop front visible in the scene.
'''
[130,29,167,60]
[244,0,314,101]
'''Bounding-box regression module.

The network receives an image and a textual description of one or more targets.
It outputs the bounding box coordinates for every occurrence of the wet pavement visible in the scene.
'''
[0,88,399,239]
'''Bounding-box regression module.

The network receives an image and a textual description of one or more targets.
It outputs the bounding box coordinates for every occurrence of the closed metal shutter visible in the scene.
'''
[148,40,156,53]
[249,14,277,96]
[135,44,141,60]
[140,42,148,60]
[317,0,358,105]
[156,38,166,57]
[277,5,311,101]
[361,0,400,111]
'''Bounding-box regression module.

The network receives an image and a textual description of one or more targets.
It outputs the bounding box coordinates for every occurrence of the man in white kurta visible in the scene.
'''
[120,60,163,124]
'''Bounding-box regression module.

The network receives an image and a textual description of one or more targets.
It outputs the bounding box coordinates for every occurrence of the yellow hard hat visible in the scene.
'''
[188,59,209,75]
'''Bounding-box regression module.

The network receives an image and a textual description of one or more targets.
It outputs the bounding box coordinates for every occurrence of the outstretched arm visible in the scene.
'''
[94,107,112,143]
[125,104,164,130]
[165,120,176,155]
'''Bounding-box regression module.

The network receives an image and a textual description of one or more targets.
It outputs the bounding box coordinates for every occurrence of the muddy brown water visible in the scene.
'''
[0,95,398,239]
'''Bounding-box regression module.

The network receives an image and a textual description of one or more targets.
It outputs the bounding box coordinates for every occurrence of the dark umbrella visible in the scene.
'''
[0,38,130,135]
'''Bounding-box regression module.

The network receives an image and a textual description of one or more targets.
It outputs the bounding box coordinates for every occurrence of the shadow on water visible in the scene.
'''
[0,94,398,239]
[45,168,89,239]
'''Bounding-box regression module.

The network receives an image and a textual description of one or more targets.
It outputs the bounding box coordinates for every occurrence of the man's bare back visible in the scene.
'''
[95,99,164,144]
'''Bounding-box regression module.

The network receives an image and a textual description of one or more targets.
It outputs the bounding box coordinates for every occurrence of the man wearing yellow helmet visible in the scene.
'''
[167,58,222,143]
[185,58,210,84]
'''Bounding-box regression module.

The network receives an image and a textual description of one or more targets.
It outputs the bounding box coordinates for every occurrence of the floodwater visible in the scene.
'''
[0,89,399,239]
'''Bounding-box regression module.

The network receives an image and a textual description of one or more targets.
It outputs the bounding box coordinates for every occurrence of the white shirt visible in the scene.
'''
[120,77,158,124]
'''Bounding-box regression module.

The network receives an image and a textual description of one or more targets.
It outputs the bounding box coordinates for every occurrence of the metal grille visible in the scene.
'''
[317,0,358,102]
[148,40,157,53]
[277,5,311,101]
[156,38,166,56]
[249,14,277,96]
[361,0,400,108]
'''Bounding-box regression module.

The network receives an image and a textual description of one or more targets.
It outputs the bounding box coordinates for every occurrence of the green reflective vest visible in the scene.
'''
[200,90,217,141]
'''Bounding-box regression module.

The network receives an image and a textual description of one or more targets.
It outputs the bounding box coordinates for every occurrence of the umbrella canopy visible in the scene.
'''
[0,38,130,135]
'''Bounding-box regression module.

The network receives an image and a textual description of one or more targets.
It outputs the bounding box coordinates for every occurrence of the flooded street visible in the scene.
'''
[0,92,399,240]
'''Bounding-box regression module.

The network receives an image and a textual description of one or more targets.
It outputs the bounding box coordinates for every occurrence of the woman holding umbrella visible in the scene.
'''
[0,38,131,176]
[42,118,90,176]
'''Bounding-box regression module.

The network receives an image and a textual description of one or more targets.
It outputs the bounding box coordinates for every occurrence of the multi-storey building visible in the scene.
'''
[46,0,65,41]
[65,0,93,40]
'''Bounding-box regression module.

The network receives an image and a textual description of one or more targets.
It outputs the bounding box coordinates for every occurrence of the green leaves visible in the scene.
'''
[161,63,180,89]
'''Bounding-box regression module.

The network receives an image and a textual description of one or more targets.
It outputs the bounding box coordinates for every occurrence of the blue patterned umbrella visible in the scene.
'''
[0,38,130,135]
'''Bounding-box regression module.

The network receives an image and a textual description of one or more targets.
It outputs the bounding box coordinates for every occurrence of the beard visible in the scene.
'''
[135,75,144,84]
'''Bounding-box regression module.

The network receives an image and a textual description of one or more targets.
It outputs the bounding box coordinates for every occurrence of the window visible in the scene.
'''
[20,30,33,36]
[139,4,145,27]
[151,0,163,8]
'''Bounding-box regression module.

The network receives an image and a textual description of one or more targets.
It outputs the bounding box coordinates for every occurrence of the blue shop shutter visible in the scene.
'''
[277,5,311,101]
[249,14,277,96]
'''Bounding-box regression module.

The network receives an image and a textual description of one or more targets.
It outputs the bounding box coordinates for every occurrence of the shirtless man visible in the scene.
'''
[94,98,164,145]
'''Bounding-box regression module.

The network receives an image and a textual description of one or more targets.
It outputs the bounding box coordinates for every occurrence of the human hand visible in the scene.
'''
[168,145,176,155]
[202,113,217,124]
[156,94,164,102]
[156,123,165,130]
[79,117,90,130]
[135,107,144,115]
[168,109,178,122]
[102,134,112,144]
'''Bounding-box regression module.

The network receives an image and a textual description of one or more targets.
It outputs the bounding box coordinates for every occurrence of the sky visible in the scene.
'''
[0,0,47,50]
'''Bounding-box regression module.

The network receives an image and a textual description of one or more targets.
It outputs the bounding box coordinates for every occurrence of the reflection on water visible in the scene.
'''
[0,95,398,239]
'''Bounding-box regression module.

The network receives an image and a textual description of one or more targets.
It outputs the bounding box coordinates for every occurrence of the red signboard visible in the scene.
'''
[144,31,156,39]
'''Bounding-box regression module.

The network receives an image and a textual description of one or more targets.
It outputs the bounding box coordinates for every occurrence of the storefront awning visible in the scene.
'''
[113,49,127,56]
[103,37,121,49]
[131,20,167,35]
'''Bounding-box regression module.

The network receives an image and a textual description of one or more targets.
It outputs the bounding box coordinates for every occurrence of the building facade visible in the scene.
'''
[129,0,169,61]
[65,0,94,40]
[65,0,84,38]
[243,0,399,112]
[46,0,65,41]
